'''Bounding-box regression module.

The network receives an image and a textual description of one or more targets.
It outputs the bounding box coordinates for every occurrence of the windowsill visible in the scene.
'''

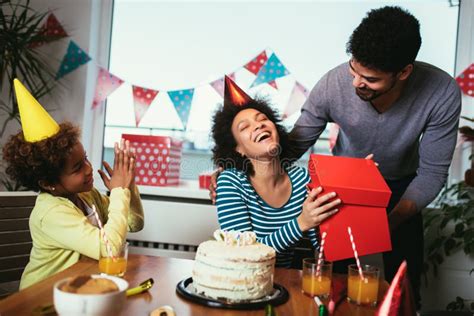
[137,180,210,200]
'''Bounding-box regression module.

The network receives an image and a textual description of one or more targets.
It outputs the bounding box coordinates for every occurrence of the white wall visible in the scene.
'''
[0,0,111,172]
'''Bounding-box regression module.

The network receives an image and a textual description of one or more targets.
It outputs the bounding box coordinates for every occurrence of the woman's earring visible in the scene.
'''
[51,187,56,191]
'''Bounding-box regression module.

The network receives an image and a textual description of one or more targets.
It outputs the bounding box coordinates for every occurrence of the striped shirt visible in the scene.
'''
[216,165,318,268]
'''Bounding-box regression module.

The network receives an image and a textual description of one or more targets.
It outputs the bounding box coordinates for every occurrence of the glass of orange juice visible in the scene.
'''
[302,258,332,299]
[99,242,128,277]
[347,264,379,306]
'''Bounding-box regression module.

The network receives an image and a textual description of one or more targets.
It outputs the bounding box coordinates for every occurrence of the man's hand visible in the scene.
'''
[365,153,379,166]
[388,199,417,232]
[209,167,223,204]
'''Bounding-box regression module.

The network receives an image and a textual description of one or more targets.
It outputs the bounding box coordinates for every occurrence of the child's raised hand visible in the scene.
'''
[98,139,136,190]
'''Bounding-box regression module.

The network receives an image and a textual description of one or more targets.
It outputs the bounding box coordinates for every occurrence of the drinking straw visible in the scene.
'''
[347,226,365,280]
[92,205,115,260]
[316,231,327,277]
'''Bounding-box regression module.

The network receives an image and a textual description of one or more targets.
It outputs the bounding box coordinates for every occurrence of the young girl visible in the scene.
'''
[212,77,340,268]
[3,80,144,289]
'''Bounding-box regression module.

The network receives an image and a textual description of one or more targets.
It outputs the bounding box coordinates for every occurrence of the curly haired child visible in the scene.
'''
[3,80,144,289]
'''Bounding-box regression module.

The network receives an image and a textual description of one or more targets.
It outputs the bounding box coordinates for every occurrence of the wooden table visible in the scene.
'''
[0,254,388,315]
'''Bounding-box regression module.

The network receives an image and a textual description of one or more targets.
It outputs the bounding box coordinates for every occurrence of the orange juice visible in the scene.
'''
[302,274,331,297]
[99,257,127,276]
[347,275,379,306]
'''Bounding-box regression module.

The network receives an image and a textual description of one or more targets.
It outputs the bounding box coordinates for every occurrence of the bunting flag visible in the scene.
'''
[328,124,340,152]
[56,40,91,79]
[210,77,225,98]
[228,72,236,81]
[167,89,195,129]
[132,85,159,126]
[244,50,278,89]
[29,13,68,48]
[283,81,309,118]
[456,63,474,97]
[250,53,290,88]
[268,81,278,90]
[92,67,124,109]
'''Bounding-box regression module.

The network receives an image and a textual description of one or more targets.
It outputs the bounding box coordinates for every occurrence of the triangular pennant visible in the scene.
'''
[244,50,268,75]
[167,89,195,129]
[29,13,68,48]
[92,67,124,109]
[224,76,252,107]
[250,53,290,88]
[228,72,236,81]
[132,85,159,126]
[210,77,225,98]
[283,81,309,118]
[456,63,474,97]
[268,80,278,90]
[44,13,68,38]
[56,40,91,80]
[328,123,340,152]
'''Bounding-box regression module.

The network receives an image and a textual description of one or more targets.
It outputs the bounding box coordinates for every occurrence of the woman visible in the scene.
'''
[211,77,340,268]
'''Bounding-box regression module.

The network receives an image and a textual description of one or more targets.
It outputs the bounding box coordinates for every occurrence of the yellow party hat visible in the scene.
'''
[13,79,59,142]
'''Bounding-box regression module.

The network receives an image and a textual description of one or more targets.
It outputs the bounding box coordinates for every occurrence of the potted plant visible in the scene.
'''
[1,0,65,190]
[423,118,474,312]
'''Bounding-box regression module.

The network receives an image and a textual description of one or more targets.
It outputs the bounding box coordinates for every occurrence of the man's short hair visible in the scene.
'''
[346,6,422,73]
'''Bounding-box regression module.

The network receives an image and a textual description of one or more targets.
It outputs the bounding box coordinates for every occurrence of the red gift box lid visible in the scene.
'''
[308,154,391,207]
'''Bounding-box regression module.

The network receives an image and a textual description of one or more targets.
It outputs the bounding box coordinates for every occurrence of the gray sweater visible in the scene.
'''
[289,61,462,211]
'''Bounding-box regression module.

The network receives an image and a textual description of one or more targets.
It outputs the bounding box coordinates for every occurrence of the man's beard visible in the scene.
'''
[355,78,397,102]
[355,87,379,101]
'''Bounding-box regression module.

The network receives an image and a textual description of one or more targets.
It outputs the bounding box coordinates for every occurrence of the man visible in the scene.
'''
[285,6,461,308]
[210,6,461,309]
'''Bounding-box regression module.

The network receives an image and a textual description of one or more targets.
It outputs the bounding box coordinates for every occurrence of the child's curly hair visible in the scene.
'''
[2,122,81,192]
[211,98,293,176]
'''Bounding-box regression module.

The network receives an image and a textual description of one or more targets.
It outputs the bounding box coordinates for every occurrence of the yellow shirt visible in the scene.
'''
[20,186,144,289]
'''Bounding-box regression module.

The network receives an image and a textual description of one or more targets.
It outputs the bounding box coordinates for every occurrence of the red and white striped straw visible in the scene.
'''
[92,205,115,260]
[316,231,327,277]
[347,226,364,280]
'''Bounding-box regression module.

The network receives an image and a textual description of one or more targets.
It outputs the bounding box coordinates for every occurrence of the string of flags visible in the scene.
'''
[32,13,474,130]
[30,13,310,130]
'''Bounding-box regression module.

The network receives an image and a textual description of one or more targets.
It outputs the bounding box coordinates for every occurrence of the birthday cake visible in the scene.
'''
[192,230,276,302]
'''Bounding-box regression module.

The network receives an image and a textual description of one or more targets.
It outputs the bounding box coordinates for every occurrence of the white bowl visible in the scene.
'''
[53,274,129,316]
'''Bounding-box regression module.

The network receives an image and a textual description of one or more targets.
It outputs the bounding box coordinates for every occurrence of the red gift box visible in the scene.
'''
[122,134,182,186]
[308,154,392,261]
[199,173,212,189]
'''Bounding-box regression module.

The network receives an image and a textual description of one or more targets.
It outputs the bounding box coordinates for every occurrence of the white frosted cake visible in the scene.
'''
[192,230,276,302]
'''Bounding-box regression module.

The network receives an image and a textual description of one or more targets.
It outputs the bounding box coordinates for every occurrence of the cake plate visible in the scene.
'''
[176,277,289,310]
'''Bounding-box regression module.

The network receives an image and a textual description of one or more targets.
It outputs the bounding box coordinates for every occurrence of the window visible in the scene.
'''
[104,0,459,180]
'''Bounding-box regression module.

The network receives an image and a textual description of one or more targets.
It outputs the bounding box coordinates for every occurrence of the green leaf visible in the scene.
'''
[444,238,456,256]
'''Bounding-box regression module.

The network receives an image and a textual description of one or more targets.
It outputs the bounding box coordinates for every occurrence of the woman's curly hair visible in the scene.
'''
[211,98,293,176]
[2,122,80,192]
[346,6,421,73]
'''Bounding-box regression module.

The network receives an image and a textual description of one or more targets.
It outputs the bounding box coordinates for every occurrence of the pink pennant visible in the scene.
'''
[244,50,268,75]
[132,85,159,126]
[268,80,278,90]
[328,124,340,152]
[456,63,474,97]
[92,67,124,109]
[295,81,309,97]
[228,72,236,81]
[210,77,225,98]
[283,81,309,118]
